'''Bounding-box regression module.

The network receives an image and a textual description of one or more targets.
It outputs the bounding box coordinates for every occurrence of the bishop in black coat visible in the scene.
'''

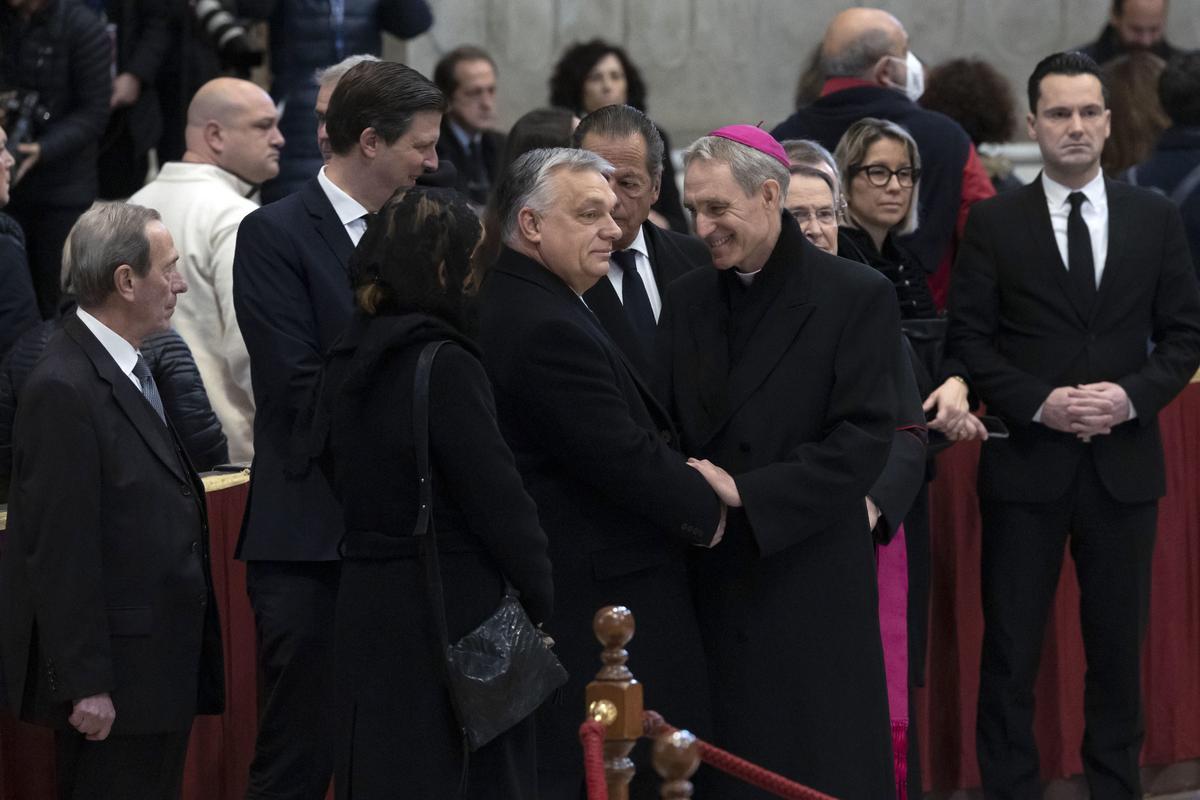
[658,213,899,799]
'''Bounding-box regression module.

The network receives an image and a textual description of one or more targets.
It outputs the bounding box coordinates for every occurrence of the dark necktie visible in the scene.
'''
[613,249,656,354]
[132,354,166,425]
[1067,191,1096,311]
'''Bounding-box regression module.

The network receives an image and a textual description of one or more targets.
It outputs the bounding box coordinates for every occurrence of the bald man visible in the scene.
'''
[772,7,994,309]
[130,78,284,462]
[1078,0,1181,65]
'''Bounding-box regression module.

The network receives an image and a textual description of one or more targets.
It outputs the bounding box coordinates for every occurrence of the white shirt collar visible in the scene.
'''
[624,225,648,260]
[75,307,141,389]
[317,165,370,228]
[1041,169,1107,210]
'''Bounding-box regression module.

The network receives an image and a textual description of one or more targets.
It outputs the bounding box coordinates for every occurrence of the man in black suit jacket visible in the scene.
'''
[948,52,1200,799]
[433,45,506,206]
[478,147,724,799]
[658,126,899,799]
[0,203,224,800]
[231,61,444,799]
[575,104,709,378]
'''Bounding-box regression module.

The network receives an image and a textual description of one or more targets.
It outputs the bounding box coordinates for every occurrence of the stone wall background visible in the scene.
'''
[385,0,1200,146]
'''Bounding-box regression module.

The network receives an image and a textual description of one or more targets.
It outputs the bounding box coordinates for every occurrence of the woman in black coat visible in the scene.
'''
[834,118,986,799]
[308,187,554,799]
[834,117,982,439]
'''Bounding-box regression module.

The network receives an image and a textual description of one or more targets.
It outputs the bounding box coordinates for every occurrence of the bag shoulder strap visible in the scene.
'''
[411,340,472,784]
[412,339,448,539]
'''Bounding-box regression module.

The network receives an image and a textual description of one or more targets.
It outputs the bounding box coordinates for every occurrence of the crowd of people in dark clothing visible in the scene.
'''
[2,0,1200,799]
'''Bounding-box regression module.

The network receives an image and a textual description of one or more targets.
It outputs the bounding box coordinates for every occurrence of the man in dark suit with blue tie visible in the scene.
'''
[231,60,444,799]
[949,52,1200,799]
[575,104,709,378]
[0,203,224,799]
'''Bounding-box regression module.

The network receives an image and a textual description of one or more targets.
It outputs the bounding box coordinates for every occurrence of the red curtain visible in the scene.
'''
[919,383,1200,791]
[4,384,1200,797]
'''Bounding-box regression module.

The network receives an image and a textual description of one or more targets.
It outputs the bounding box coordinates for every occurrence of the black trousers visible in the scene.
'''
[245,559,340,800]
[55,727,191,800]
[976,452,1157,800]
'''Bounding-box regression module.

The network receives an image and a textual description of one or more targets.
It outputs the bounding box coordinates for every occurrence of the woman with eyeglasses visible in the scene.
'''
[835,117,985,443]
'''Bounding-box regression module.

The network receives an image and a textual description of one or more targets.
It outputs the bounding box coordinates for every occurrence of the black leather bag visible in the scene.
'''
[412,341,567,753]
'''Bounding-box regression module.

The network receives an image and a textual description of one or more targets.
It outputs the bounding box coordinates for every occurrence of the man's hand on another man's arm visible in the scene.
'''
[687,458,740,548]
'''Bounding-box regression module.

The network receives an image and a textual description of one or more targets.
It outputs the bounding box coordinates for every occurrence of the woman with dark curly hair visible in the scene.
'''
[920,57,1022,192]
[310,186,554,799]
[550,38,689,232]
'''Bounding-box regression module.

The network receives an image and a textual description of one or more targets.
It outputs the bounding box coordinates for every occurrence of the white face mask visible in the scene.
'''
[903,51,925,102]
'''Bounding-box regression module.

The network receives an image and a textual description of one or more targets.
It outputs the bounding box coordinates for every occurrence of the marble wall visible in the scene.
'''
[385,0,1200,145]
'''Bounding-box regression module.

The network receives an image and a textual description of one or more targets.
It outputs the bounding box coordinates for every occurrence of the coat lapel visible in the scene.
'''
[302,177,355,274]
[679,280,728,438]
[642,222,671,291]
[64,315,188,484]
[693,219,816,446]
[496,249,674,430]
[1021,177,1089,326]
[582,273,652,377]
[1093,178,1130,320]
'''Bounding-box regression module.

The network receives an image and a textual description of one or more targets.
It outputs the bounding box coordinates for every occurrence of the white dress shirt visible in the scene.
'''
[605,227,663,320]
[1034,171,1135,422]
[318,166,370,246]
[76,307,141,392]
[1042,170,1108,287]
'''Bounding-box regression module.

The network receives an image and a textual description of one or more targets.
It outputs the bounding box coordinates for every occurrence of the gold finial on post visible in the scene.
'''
[653,729,700,798]
[585,605,643,800]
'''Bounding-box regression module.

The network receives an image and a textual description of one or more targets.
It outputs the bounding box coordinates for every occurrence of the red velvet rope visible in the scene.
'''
[642,711,838,800]
[578,719,609,800]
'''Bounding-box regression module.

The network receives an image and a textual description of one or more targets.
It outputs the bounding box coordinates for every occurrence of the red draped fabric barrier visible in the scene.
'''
[919,382,1200,791]
[3,381,1199,796]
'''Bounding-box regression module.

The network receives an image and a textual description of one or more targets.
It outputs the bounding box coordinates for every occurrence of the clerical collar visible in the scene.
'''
[733,268,761,286]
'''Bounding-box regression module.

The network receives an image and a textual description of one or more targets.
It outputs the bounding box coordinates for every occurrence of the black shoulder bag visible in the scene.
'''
[412,341,568,759]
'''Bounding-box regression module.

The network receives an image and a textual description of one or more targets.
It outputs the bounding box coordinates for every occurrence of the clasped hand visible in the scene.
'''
[923,377,987,441]
[1040,382,1130,440]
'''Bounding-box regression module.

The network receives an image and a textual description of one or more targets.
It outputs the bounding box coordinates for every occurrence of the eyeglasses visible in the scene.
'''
[850,164,921,188]
[790,207,838,226]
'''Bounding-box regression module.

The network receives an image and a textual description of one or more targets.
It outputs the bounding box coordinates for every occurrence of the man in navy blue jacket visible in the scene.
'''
[232,60,443,800]
[771,6,994,308]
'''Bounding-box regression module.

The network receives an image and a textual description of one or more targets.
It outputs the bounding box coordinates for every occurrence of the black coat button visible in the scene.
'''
[180,484,191,497]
